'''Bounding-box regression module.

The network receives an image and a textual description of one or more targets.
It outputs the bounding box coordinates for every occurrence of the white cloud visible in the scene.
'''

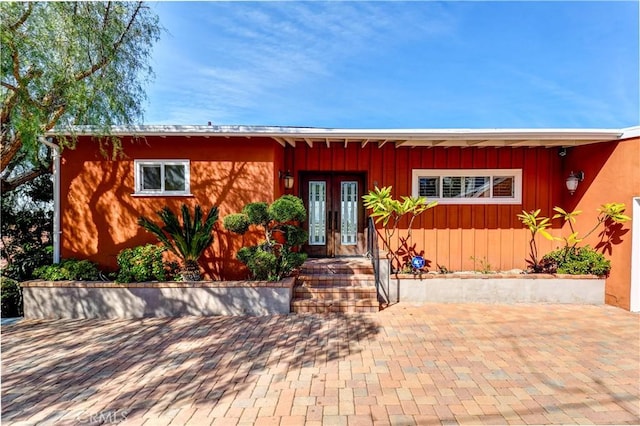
[146,2,458,125]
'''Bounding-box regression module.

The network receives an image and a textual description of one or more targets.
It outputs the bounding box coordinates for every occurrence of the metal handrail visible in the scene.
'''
[367,217,389,304]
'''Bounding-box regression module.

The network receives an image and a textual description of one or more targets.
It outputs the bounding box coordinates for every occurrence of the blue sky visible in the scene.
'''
[145,1,639,129]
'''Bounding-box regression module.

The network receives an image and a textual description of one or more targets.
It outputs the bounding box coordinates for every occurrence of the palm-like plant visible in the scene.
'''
[138,204,219,281]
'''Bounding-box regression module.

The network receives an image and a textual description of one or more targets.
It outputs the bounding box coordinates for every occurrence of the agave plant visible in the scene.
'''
[138,204,219,281]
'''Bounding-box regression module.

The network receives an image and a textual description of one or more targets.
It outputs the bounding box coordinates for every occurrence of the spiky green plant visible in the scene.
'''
[138,204,219,281]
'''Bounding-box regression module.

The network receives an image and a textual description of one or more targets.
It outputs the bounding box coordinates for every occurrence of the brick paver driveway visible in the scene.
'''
[2,304,639,425]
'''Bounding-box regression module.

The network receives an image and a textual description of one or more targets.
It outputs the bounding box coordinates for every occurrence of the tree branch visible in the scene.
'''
[1,90,18,126]
[1,81,18,92]
[44,105,67,132]
[8,2,33,31]
[0,134,22,173]
[0,166,50,194]
[74,2,143,81]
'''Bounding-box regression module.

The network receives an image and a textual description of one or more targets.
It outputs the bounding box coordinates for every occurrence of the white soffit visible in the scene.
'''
[55,125,628,148]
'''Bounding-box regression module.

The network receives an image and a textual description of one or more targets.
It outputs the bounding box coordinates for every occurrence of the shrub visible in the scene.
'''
[243,202,270,227]
[223,213,250,235]
[224,195,308,281]
[284,224,308,247]
[268,195,306,223]
[238,246,278,281]
[1,277,23,318]
[116,245,179,283]
[279,248,307,277]
[34,259,101,281]
[541,246,611,277]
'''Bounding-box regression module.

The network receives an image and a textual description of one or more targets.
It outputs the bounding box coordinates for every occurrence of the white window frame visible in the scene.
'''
[134,159,191,196]
[411,169,522,205]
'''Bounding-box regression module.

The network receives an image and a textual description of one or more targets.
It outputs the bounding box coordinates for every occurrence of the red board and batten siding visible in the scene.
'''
[285,144,563,273]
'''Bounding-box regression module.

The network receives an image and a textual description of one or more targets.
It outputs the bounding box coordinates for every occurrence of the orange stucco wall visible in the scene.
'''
[60,136,284,279]
[561,137,639,309]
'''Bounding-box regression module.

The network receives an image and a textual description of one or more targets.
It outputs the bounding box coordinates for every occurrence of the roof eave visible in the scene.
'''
[47,125,627,148]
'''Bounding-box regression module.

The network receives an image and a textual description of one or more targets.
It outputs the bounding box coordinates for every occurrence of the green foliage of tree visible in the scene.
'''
[138,204,219,281]
[1,277,22,318]
[1,171,52,280]
[1,1,161,192]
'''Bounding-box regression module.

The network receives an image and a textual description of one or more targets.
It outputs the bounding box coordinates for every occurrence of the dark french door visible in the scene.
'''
[300,172,366,257]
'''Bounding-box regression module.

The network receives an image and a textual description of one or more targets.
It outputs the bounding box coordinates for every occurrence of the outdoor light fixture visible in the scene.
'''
[566,171,584,195]
[279,170,294,189]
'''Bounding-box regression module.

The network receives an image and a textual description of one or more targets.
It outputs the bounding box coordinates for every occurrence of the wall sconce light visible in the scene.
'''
[279,170,294,190]
[566,171,584,195]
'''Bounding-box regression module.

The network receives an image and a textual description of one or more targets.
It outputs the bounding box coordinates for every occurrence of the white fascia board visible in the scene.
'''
[51,125,624,143]
[621,126,640,140]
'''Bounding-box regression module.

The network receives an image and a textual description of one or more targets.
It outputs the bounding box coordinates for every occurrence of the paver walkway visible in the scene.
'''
[1,304,639,425]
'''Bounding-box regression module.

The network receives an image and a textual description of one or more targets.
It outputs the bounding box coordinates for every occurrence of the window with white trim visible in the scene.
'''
[134,160,191,195]
[411,169,522,204]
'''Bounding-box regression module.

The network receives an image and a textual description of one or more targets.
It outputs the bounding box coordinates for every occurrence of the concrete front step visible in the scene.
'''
[294,285,377,300]
[291,298,379,313]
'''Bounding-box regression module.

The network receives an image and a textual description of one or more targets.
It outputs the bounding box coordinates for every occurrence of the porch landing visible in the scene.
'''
[291,258,379,313]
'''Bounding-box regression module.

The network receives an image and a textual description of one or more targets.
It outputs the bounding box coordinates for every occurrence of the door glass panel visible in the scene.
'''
[341,181,358,245]
[308,181,326,245]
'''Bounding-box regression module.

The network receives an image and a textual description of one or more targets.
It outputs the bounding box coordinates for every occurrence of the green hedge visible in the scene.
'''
[116,244,179,283]
[34,259,102,281]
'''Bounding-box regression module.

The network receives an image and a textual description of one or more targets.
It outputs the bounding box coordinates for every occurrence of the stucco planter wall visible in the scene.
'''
[375,258,605,305]
[21,278,295,319]
[386,274,605,305]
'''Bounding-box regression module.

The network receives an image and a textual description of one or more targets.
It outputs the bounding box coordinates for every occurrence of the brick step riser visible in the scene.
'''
[294,289,377,300]
[297,281,376,289]
[291,299,380,314]
[300,267,374,275]
[292,306,379,313]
